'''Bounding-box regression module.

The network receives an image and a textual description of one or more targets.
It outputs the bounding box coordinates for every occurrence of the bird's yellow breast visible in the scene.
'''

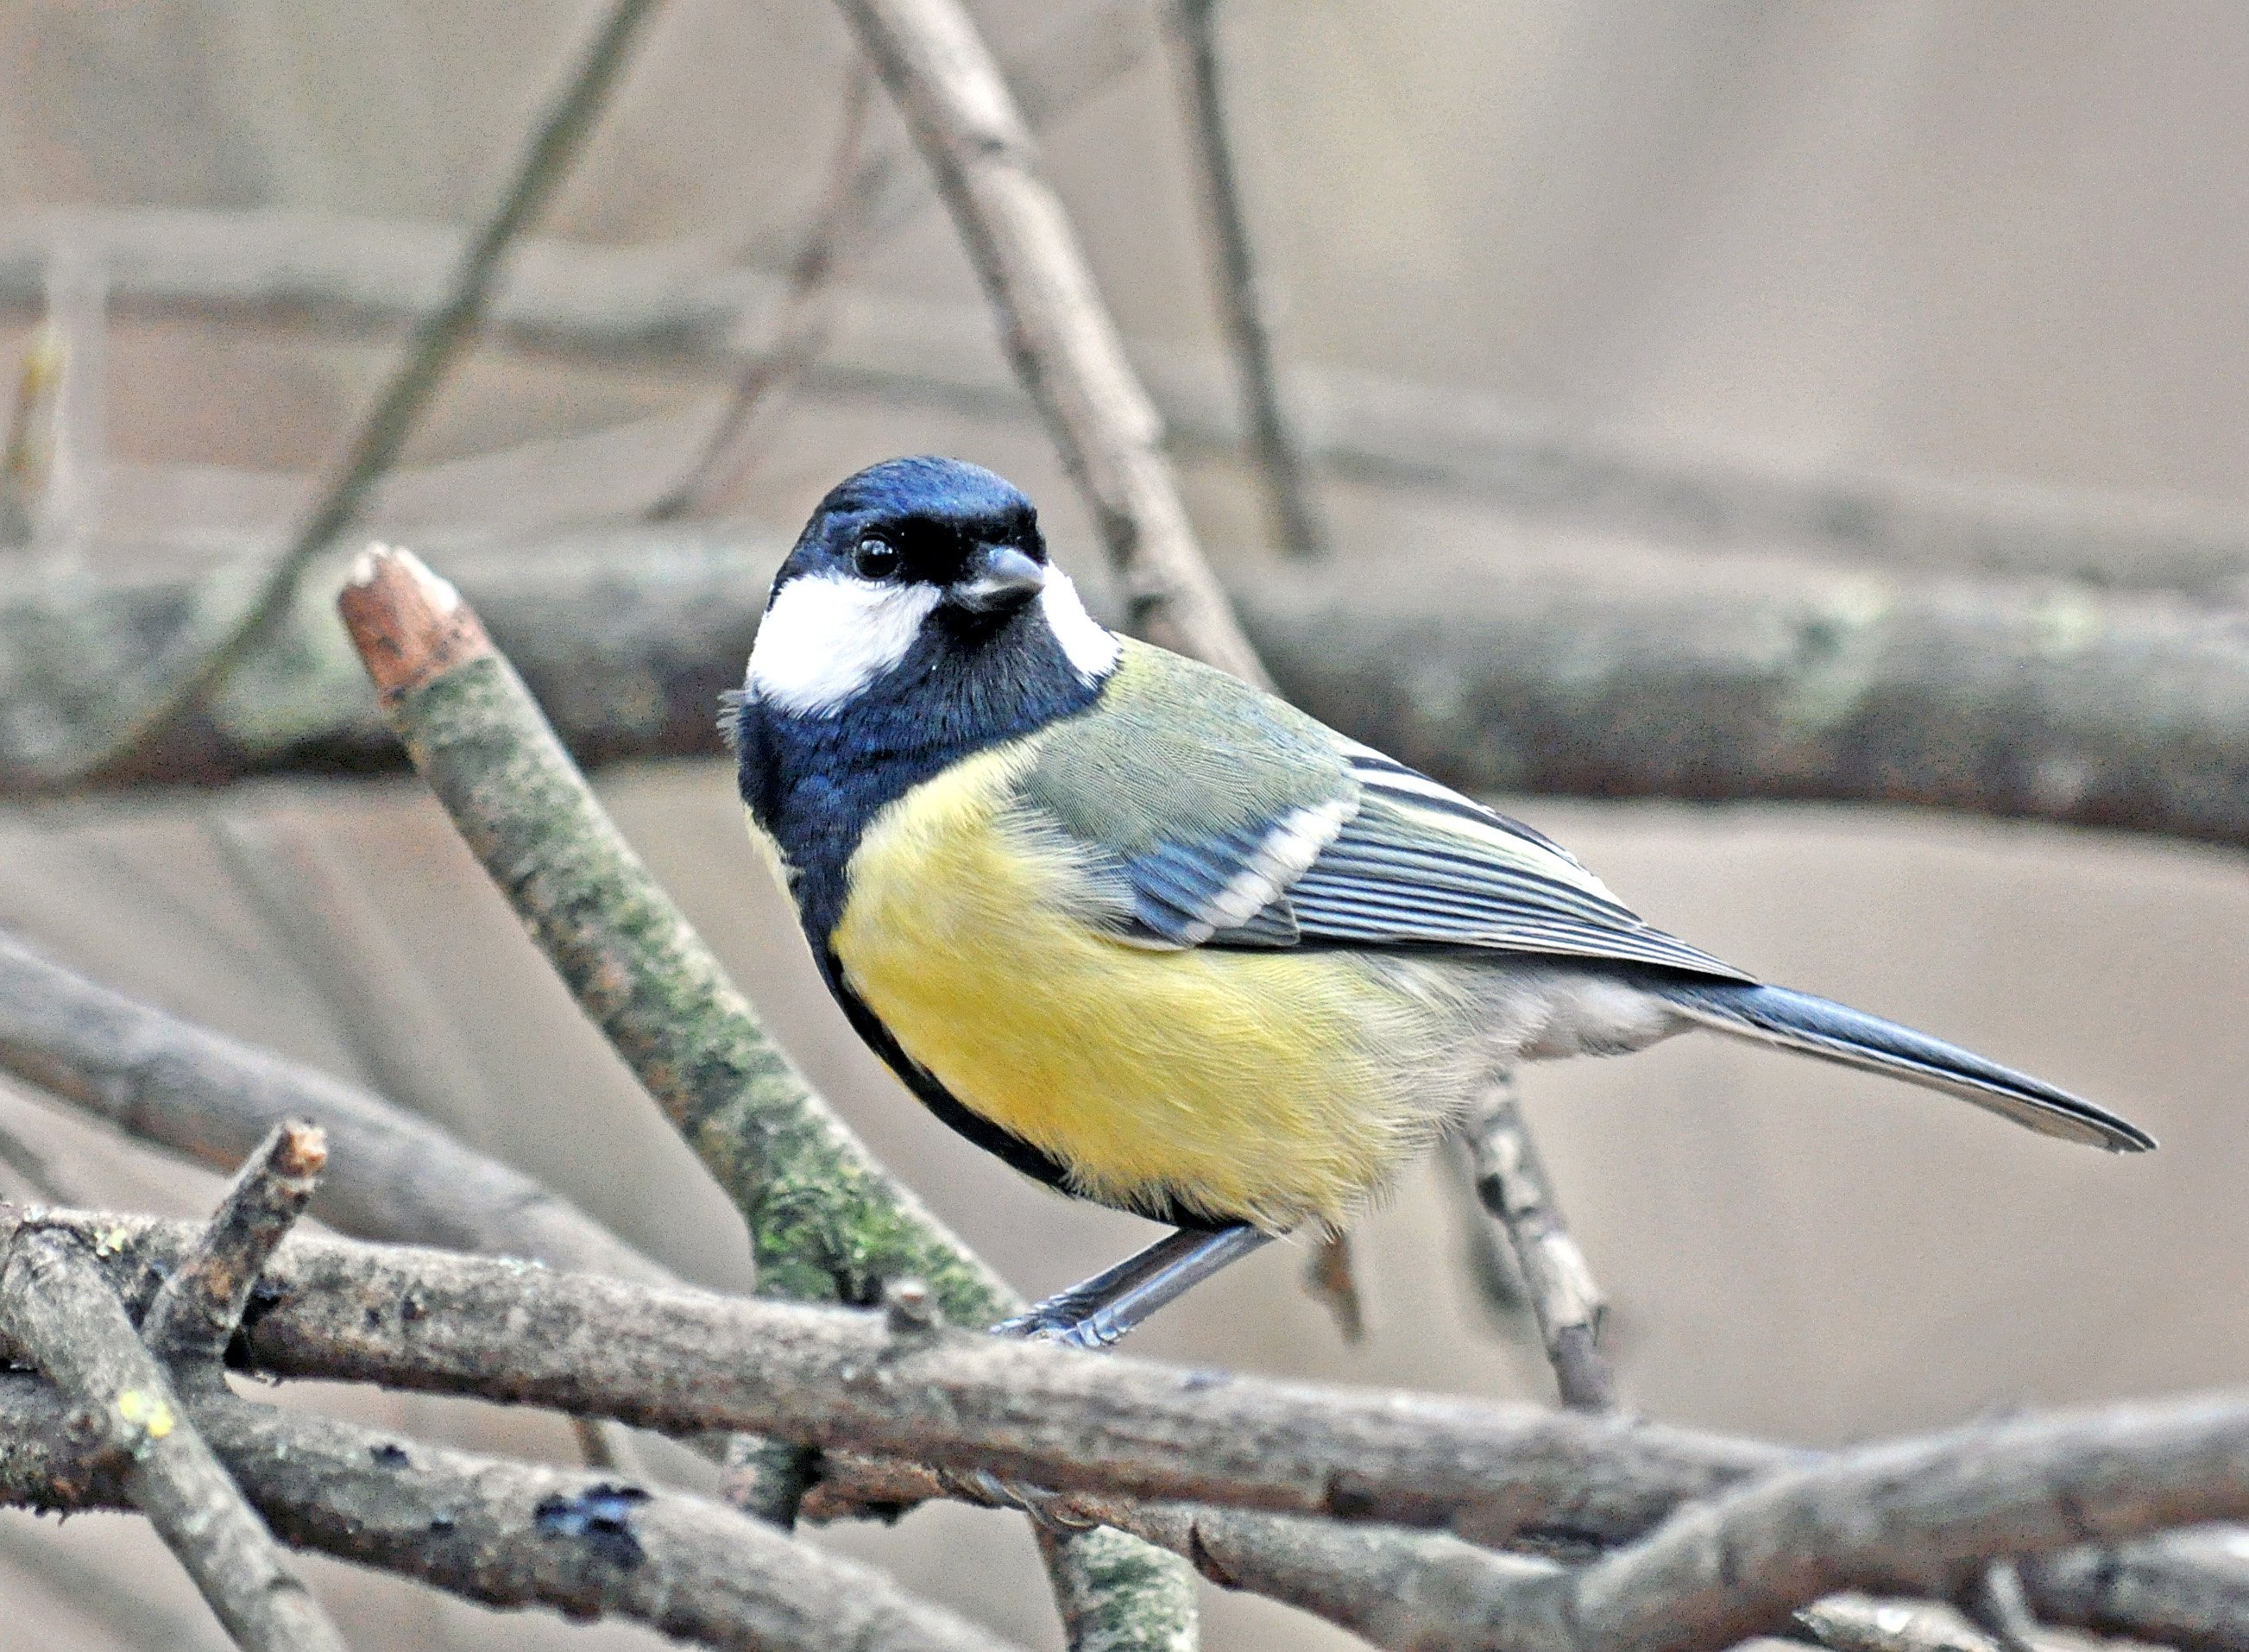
[826,741,1450,1229]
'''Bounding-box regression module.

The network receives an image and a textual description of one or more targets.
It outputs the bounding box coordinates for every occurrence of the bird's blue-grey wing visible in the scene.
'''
[1012,642,1356,949]
[1014,642,1749,979]
[1282,747,1753,980]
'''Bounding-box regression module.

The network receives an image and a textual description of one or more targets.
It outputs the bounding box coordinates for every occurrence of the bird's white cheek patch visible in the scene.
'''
[747,574,942,715]
[1040,572,1122,684]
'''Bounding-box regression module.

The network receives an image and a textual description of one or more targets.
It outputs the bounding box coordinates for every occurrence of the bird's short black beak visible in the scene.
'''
[948,542,1048,612]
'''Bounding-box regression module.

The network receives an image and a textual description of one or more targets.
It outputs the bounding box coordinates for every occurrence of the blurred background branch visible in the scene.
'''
[0,0,665,791]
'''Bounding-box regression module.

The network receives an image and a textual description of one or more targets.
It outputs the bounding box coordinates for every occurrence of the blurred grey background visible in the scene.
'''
[1,2,2244,1647]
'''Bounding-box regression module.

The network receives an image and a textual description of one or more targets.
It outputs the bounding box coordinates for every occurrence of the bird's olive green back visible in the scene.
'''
[1016,641,1355,851]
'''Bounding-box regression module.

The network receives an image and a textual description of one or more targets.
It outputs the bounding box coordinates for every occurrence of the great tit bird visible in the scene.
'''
[733,456,2152,1347]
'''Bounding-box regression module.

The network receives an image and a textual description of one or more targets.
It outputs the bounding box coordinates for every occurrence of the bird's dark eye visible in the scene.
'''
[853,537,902,581]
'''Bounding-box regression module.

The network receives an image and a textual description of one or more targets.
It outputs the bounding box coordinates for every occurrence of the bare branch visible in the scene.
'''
[0,1226,349,1652]
[1170,0,1326,558]
[1434,1126,1530,1334]
[838,0,1269,683]
[205,809,497,1138]
[0,1105,84,1205]
[18,1210,2249,1652]
[2021,1528,2249,1652]
[16,527,2249,866]
[140,1120,326,1363]
[1,0,663,791]
[0,1210,1807,1545]
[1460,1081,1613,1411]
[645,65,878,522]
[1462,1397,2249,1652]
[0,1370,1019,1652]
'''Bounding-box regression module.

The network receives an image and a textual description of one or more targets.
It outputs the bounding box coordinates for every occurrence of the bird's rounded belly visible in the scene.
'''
[829,757,1448,1230]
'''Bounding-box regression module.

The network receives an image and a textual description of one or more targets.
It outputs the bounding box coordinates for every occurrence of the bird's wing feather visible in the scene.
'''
[1014,642,1751,979]
[1286,752,1754,979]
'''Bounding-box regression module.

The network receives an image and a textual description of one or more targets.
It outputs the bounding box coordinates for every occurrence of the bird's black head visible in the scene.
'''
[734,459,1121,914]
[743,456,1120,721]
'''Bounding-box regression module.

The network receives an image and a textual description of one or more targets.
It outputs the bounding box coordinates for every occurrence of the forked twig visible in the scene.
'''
[1,1227,349,1652]
[141,1120,327,1364]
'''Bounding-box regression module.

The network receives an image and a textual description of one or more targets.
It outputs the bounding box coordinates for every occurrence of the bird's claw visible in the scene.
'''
[942,1466,1096,1530]
[990,1307,1127,1350]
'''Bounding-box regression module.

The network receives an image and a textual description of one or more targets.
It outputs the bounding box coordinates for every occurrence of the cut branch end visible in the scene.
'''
[338,544,491,702]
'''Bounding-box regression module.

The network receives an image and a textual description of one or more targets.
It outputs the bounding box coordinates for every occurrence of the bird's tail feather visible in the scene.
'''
[1657,980,2154,1153]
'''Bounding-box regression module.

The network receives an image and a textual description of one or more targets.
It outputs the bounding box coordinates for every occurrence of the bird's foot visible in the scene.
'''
[939,1465,1097,1529]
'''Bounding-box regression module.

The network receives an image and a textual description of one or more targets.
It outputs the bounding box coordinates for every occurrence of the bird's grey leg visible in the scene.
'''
[992,1223,1273,1350]
[956,1225,1276,1524]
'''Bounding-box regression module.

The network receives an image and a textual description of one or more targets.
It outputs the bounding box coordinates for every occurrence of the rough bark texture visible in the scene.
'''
[2020,1529,2249,1651]
[0,1228,350,1652]
[140,1119,327,1363]
[337,549,1008,1320]
[22,1210,1785,1546]
[6,1209,2247,1652]
[0,1370,1017,1652]
[1460,1080,1613,1412]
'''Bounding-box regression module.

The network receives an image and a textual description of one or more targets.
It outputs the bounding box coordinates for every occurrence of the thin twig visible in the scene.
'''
[198,804,651,1481]
[1460,1078,1615,1410]
[5,0,663,789]
[0,1226,350,1652]
[140,1120,326,1364]
[1303,1232,1365,1342]
[1435,1125,1531,1333]
[646,66,877,521]
[15,202,2249,602]
[0,1103,82,1204]
[205,810,496,1141]
[839,0,1271,684]
[1171,0,1326,558]
[649,4,1169,522]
